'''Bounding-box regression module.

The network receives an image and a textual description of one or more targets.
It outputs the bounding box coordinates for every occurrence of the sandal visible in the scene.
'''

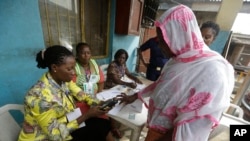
[111,128,123,139]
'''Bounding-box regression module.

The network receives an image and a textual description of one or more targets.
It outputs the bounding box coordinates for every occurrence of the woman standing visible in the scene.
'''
[118,5,234,141]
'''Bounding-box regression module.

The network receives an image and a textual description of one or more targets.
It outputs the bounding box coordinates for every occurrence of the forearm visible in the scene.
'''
[76,113,89,125]
[113,77,131,86]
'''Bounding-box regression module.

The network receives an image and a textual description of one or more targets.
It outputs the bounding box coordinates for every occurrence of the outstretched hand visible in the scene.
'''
[116,93,138,105]
[127,82,137,89]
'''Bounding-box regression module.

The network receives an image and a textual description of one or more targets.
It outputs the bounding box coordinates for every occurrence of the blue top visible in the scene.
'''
[140,37,168,69]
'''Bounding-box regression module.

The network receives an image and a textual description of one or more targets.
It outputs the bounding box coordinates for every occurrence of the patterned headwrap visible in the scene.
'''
[155,4,215,63]
[139,5,235,141]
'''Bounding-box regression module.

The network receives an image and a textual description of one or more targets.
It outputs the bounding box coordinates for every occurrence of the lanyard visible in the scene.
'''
[76,63,91,82]
[46,74,75,108]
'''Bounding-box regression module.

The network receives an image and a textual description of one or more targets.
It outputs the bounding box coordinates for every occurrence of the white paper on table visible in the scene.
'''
[135,83,146,91]
[96,89,122,101]
[125,99,143,113]
[121,75,133,83]
[121,76,147,92]
[66,108,86,128]
[108,98,143,115]
[108,103,126,115]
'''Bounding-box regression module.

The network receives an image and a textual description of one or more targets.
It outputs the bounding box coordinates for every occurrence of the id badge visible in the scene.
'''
[66,108,86,127]
[83,82,94,95]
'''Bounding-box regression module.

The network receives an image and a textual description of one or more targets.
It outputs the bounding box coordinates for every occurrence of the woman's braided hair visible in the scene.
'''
[36,45,74,70]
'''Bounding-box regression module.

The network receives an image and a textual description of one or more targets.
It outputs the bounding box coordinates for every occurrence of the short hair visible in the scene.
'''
[201,21,220,37]
[75,42,90,55]
[36,45,74,70]
[114,49,129,61]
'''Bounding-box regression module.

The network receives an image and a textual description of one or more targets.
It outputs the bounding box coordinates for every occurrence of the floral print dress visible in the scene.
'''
[18,73,85,141]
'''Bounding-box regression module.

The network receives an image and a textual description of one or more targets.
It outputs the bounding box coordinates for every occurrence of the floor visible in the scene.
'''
[116,125,148,141]
[114,109,249,141]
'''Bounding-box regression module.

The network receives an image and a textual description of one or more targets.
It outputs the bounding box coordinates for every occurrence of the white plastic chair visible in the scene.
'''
[100,64,109,81]
[0,104,24,141]
[209,103,250,141]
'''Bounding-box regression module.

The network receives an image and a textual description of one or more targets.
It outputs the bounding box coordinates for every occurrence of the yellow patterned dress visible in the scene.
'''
[18,73,87,141]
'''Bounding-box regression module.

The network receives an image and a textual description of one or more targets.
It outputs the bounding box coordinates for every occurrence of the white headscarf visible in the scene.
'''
[138,5,235,141]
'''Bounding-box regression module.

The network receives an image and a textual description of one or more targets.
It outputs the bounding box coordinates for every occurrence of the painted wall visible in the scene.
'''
[0,0,45,106]
[210,31,231,54]
[0,0,140,108]
[97,0,140,72]
[112,35,140,72]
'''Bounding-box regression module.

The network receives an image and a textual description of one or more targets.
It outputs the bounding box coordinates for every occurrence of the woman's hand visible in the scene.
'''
[127,82,137,89]
[85,106,107,118]
[135,78,143,84]
[116,93,138,105]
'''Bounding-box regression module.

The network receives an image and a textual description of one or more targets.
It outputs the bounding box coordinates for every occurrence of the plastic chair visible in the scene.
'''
[208,103,250,141]
[100,64,109,81]
[0,104,24,141]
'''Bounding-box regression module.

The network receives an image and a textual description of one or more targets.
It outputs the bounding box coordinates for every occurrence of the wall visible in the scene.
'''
[0,0,45,106]
[98,0,140,72]
[112,35,140,72]
[0,0,140,107]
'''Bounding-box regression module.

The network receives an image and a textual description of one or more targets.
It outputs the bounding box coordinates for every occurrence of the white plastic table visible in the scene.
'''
[97,76,152,141]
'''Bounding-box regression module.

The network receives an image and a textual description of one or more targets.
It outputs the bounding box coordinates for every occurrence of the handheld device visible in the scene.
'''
[100,98,118,111]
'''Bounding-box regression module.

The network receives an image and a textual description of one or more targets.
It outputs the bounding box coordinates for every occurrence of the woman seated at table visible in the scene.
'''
[105,49,143,89]
[18,45,114,141]
[72,42,122,139]
[73,42,105,96]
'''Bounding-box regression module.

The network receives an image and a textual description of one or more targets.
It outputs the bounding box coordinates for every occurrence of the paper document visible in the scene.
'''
[125,99,143,113]
[96,79,147,115]
[96,89,122,101]
[89,75,99,83]
[108,103,125,115]
[66,108,86,128]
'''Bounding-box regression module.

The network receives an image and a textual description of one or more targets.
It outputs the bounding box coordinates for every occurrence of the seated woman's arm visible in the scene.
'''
[125,67,143,84]
[106,63,137,88]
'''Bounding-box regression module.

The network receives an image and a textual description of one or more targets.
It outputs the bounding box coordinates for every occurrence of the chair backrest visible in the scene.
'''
[208,103,249,141]
[220,103,249,126]
[100,64,109,81]
[0,104,24,141]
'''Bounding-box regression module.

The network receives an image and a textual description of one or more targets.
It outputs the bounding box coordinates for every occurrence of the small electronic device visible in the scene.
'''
[100,98,118,111]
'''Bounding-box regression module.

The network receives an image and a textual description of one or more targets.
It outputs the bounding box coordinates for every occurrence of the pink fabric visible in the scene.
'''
[138,5,235,141]
[154,5,215,63]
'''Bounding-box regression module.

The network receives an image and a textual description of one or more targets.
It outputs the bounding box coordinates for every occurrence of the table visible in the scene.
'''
[97,76,153,141]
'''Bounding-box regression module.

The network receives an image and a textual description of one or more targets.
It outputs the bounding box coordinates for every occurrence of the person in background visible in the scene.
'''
[104,49,143,138]
[200,21,220,46]
[117,5,234,141]
[72,42,120,139]
[18,45,114,141]
[139,36,168,81]
[105,49,143,89]
[73,42,104,97]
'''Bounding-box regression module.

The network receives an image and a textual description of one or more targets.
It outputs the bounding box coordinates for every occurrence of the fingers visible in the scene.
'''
[116,93,126,99]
